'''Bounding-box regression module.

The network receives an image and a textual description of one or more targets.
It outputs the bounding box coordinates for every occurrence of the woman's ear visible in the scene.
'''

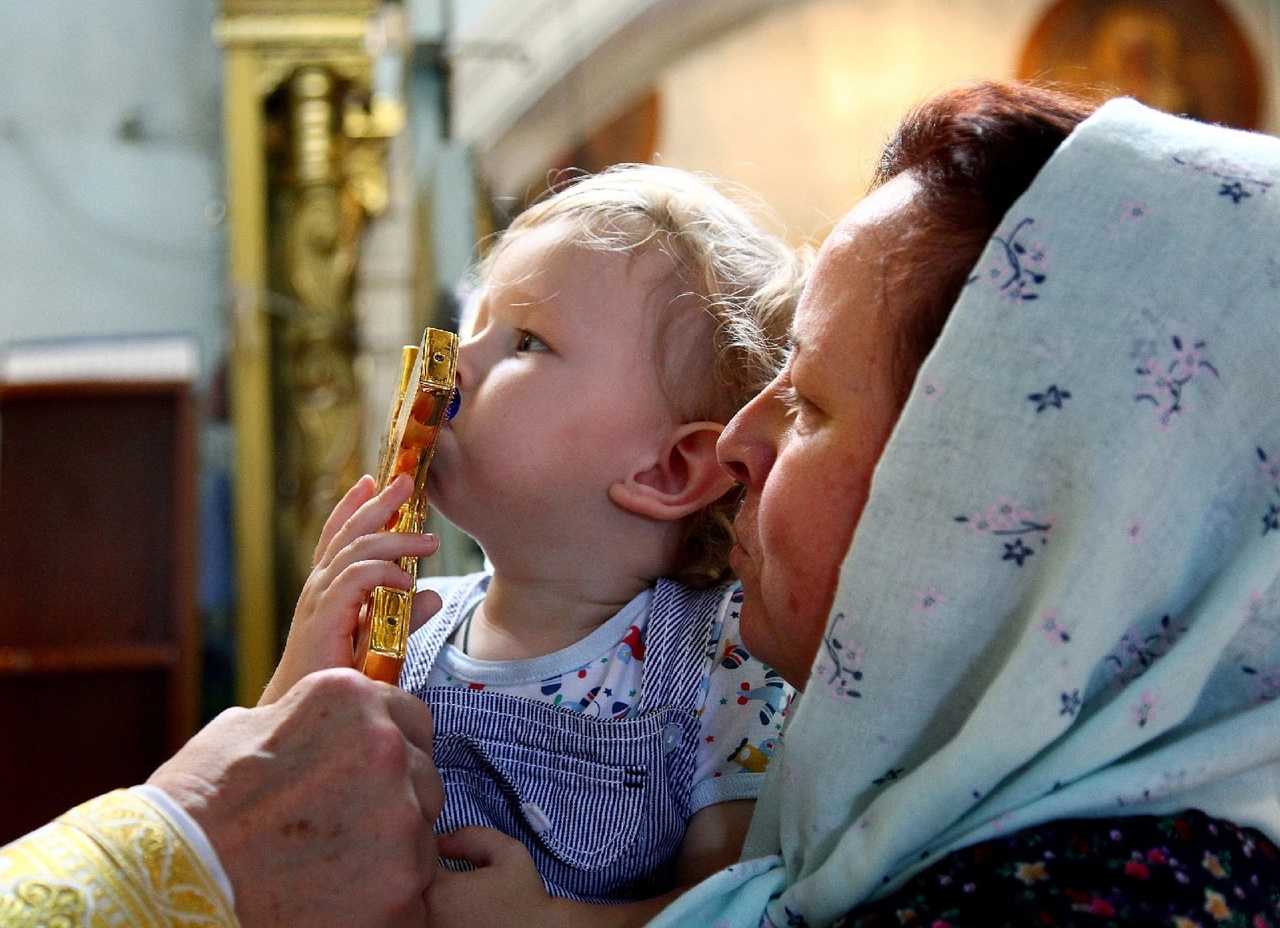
[609,422,735,522]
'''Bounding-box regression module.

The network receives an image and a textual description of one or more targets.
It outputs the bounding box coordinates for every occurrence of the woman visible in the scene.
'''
[649,81,1280,926]
[427,81,1280,926]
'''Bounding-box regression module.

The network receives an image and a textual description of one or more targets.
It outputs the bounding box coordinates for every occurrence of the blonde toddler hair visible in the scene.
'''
[474,163,808,588]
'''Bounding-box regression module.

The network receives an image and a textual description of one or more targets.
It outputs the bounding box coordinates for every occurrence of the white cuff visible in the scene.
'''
[131,783,236,911]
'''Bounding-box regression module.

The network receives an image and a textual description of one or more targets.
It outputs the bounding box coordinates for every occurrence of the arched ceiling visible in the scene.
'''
[448,0,795,199]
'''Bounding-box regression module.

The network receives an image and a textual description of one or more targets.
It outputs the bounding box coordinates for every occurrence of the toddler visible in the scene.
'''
[266,164,806,924]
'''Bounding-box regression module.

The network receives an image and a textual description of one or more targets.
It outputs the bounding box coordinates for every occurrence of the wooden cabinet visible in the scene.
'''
[0,380,198,844]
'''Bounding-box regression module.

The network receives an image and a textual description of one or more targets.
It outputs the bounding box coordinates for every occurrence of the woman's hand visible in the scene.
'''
[261,475,442,704]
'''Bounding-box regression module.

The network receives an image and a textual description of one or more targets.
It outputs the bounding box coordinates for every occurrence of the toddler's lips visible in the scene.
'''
[445,387,461,421]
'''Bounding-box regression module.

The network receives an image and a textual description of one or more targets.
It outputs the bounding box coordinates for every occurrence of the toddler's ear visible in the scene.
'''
[609,422,735,522]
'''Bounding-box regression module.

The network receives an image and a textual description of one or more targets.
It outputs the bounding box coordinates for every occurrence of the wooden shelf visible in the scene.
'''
[0,644,179,676]
[0,379,198,844]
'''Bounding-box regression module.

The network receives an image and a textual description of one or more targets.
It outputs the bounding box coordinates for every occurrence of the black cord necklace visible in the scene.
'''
[458,612,473,655]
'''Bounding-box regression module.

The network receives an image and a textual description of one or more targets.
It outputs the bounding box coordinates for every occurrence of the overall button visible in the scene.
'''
[662,722,683,753]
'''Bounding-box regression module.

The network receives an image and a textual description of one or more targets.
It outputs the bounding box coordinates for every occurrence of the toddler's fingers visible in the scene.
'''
[328,561,419,626]
[314,475,377,566]
[436,827,522,868]
[360,474,416,534]
[318,475,416,568]
[320,531,438,585]
[410,588,443,635]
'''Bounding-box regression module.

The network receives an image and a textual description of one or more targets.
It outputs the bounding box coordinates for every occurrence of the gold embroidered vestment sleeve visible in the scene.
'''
[0,789,239,927]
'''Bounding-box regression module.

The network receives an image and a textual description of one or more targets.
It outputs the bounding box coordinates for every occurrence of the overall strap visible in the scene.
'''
[400,572,489,690]
[636,579,727,712]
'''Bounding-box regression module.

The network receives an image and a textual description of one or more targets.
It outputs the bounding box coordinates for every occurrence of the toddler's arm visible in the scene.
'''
[425,800,755,928]
[260,474,441,705]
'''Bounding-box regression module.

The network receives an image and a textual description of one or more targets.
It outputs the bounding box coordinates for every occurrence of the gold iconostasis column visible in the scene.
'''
[216,0,405,705]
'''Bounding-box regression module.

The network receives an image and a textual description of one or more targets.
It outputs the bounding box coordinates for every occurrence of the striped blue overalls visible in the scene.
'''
[400,573,723,902]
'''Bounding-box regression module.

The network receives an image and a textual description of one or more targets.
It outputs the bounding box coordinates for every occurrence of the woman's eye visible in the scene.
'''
[516,331,550,352]
[779,383,824,429]
[779,385,807,414]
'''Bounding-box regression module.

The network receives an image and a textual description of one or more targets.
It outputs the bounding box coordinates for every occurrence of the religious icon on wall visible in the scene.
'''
[1018,0,1263,130]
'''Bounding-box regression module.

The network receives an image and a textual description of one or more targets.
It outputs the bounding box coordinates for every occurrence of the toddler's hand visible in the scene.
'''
[428,828,559,928]
[260,475,441,704]
[428,823,676,927]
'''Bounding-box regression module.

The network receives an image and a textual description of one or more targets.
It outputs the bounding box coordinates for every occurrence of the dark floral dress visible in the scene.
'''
[835,811,1279,928]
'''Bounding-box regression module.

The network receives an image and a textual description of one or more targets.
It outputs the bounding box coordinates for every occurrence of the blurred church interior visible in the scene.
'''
[0,0,1275,841]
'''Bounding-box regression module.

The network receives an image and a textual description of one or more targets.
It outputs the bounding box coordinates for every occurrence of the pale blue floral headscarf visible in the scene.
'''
[650,98,1280,927]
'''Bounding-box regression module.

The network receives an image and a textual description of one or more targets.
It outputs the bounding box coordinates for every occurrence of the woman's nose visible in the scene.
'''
[717,386,780,491]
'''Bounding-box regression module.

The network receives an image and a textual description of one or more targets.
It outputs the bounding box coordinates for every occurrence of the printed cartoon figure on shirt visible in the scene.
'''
[727,735,778,774]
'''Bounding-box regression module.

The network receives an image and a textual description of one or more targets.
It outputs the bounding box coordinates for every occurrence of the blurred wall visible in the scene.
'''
[0,0,226,377]
[657,0,1280,244]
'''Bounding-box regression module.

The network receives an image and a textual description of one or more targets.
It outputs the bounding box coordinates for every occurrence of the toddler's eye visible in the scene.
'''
[516,331,550,352]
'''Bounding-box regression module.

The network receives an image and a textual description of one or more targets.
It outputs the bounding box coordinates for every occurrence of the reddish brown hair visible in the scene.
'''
[870,81,1098,399]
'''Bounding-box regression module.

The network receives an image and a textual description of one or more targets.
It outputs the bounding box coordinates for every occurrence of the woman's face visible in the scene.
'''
[718,173,922,687]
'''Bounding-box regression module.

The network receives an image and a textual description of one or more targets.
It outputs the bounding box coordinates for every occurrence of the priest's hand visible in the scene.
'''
[149,668,444,928]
